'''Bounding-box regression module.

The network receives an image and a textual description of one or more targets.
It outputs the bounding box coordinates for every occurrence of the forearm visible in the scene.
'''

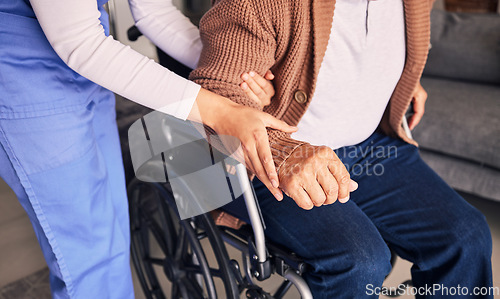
[30,0,199,120]
[188,88,237,128]
[189,0,307,169]
[128,0,202,69]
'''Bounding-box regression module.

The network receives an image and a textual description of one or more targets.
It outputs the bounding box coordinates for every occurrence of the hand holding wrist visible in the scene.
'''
[188,87,298,202]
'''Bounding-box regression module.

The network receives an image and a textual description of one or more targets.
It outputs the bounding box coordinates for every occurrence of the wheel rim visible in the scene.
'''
[128,179,238,299]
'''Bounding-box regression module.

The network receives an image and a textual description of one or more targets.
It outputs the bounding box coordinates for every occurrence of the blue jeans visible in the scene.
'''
[229,132,493,298]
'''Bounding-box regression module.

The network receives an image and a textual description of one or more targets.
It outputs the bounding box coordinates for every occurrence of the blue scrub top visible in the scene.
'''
[0,0,111,119]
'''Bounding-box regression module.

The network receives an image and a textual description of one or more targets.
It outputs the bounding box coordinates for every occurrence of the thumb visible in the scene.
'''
[264,114,297,133]
[264,70,275,80]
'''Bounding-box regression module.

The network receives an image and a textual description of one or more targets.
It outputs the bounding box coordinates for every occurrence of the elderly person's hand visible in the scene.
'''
[408,82,428,130]
[278,144,358,210]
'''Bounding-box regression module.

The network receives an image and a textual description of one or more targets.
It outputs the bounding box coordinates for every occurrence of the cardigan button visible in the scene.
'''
[294,90,307,104]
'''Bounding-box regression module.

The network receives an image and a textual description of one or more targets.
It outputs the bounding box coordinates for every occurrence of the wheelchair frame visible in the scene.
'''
[128,163,313,299]
[127,112,313,298]
[220,163,312,298]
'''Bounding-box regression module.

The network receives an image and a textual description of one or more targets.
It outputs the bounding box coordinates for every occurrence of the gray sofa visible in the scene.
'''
[413,10,500,201]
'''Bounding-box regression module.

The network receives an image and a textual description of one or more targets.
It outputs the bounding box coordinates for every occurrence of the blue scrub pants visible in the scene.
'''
[0,91,134,298]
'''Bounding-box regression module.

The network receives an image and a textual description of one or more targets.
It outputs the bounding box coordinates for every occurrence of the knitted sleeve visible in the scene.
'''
[189,0,307,170]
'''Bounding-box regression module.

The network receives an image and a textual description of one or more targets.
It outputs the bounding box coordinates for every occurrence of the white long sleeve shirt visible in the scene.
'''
[29,0,202,120]
[128,0,203,70]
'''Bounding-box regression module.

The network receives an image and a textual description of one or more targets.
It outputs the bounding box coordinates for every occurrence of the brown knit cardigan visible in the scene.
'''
[190,0,433,171]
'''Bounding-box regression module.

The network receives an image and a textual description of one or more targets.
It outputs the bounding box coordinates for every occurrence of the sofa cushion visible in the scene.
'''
[423,10,500,85]
[414,77,500,169]
[419,150,500,201]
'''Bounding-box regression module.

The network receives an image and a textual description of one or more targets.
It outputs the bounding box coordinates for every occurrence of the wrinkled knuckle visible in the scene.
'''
[317,146,333,158]
[317,146,330,153]
[287,180,300,191]
[326,185,338,196]
[339,173,350,185]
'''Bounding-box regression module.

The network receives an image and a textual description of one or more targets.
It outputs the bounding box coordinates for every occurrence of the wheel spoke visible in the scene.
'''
[154,192,177,256]
[159,198,180,256]
[151,287,166,299]
[178,281,190,299]
[183,264,223,278]
[171,283,179,299]
[197,231,208,240]
[175,228,187,260]
[146,257,164,266]
[141,211,167,253]
[181,276,206,299]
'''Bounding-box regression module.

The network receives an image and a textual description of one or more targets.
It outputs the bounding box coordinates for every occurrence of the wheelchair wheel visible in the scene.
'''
[128,179,239,299]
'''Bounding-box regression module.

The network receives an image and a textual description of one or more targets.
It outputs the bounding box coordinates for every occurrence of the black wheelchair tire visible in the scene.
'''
[128,179,239,299]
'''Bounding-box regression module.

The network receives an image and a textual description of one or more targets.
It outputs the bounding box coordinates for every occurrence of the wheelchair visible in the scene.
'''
[127,112,313,299]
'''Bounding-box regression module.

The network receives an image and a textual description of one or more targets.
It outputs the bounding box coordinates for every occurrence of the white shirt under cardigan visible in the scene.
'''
[29,0,203,120]
[292,0,406,149]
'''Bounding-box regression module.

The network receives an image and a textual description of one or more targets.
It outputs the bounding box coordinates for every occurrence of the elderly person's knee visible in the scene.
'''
[440,204,492,260]
[316,236,392,282]
[456,208,492,257]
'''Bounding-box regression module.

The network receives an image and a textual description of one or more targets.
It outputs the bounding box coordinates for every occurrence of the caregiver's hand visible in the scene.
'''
[193,88,297,201]
[240,70,275,108]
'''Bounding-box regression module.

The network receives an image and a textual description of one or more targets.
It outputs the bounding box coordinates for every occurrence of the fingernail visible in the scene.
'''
[241,82,248,90]
[242,73,249,80]
[339,195,350,203]
[274,192,283,201]
[249,71,255,77]
[349,180,358,192]
[271,179,279,188]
